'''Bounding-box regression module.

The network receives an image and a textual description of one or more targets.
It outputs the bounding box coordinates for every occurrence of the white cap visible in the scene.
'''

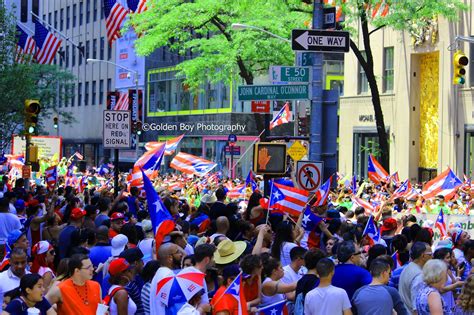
[111,234,128,256]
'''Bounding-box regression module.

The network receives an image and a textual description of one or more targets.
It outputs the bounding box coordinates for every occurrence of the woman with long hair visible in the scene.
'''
[271,221,302,267]
[2,273,56,315]
[31,241,56,290]
[244,191,265,225]
[456,274,474,314]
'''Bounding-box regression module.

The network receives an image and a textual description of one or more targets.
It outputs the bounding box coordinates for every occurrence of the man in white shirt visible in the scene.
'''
[304,258,352,315]
[0,248,29,305]
[0,198,21,244]
[282,246,307,285]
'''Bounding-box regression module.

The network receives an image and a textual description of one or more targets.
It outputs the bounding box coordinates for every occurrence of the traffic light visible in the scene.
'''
[136,121,142,136]
[24,99,41,134]
[53,116,58,129]
[298,117,308,136]
[453,50,469,85]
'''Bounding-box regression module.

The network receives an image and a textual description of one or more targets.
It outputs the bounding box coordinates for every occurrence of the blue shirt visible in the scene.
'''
[89,243,112,288]
[58,225,78,259]
[332,263,372,300]
[5,297,51,315]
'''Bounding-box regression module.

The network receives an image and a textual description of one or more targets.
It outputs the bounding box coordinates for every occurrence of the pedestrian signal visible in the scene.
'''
[253,143,287,175]
[453,50,469,85]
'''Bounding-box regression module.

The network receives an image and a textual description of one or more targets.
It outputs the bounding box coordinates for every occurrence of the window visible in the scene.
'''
[86,0,91,23]
[65,46,69,68]
[54,11,58,28]
[73,4,77,27]
[80,2,84,25]
[100,37,105,59]
[32,0,39,19]
[85,82,89,106]
[85,40,90,58]
[72,47,76,67]
[383,47,394,92]
[107,79,112,93]
[358,51,368,94]
[107,42,112,60]
[70,84,74,107]
[78,83,82,106]
[66,6,70,29]
[93,0,98,21]
[469,42,474,86]
[60,9,64,31]
[99,80,104,104]
[48,13,52,25]
[79,42,83,65]
[353,131,381,179]
[465,129,474,176]
[93,39,97,58]
[92,81,96,105]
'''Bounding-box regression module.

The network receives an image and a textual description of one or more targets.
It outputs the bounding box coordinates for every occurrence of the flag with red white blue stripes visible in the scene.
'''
[270,182,309,217]
[269,102,291,130]
[170,152,217,177]
[127,0,147,13]
[33,19,62,65]
[435,209,447,239]
[45,165,58,188]
[103,0,128,45]
[16,24,35,63]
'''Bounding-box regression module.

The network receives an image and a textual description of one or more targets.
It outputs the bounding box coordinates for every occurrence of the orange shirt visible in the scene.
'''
[58,278,101,314]
[211,285,248,315]
[108,228,119,239]
[242,275,260,303]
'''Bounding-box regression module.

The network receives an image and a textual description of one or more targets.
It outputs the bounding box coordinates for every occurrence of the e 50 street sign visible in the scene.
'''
[238,84,310,101]
[292,29,350,52]
[270,66,311,84]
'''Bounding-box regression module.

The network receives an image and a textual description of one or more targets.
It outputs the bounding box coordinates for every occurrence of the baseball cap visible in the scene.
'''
[28,199,40,208]
[14,199,26,212]
[111,234,128,256]
[70,208,86,220]
[119,248,144,263]
[380,218,397,234]
[108,258,132,276]
[110,212,125,221]
[7,229,25,246]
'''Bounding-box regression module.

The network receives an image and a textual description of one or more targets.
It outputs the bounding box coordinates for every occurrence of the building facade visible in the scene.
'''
[339,7,474,182]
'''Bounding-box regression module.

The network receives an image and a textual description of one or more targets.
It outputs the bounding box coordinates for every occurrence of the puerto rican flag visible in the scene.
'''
[245,170,257,192]
[135,143,166,171]
[370,0,390,18]
[313,176,332,207]
[363,215,381,245]
[127,0,147,13]
[301,205,324,249]
[352,196,375,214]
[190,213,211,233]
[269,102,291,130]
[435,209,447,239]
[103,0,128,45]
[220,273,247,315]
[258,300,286,315]
[270,183,309,217]
[141,169,175,253]
[45,166,58,188]
[33,19,62,65]
[170,152,217,177]
[390,179,412,200]
[145,134,185,156]
[388,171,400,185]
[422,168,462,200]
[351,174,358,194]
[16,24,35,63]
[367,154,388,184]
[391,251,403,269]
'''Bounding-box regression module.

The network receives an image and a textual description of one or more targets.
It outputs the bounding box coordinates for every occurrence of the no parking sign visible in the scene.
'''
[296,161,323,192]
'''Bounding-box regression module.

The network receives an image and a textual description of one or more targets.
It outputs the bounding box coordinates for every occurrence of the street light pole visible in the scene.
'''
[86,58,140,196]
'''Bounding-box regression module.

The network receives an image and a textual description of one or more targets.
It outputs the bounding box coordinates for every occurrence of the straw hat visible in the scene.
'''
[213,239,247,265]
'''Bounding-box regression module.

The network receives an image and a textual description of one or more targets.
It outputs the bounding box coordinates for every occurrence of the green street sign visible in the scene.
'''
[270,66,311,84]
[238,84,310,101]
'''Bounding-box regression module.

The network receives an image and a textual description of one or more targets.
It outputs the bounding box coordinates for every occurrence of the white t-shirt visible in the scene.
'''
[281,265,303,284]
[177,303,200,315]
[280,242,297,267]
[304,285,351,315]
[0,213,22,243]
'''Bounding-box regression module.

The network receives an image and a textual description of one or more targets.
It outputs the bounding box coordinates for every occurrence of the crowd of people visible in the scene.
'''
[0,170,473,315]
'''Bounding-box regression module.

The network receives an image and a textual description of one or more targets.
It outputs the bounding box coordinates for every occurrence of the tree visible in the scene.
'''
[326,0,466,171]
[0,3,75,151]
[128,0,308,134]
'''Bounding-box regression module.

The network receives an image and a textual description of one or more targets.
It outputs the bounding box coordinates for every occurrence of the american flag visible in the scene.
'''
[16,24,35,63]
[127,0,148,14]
[103,0,128,45]
[269,102,291,130]
[33,19,62,65]
[113,92,129,110]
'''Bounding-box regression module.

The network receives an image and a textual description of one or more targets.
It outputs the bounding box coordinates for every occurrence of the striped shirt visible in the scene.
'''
[141,282,151,315]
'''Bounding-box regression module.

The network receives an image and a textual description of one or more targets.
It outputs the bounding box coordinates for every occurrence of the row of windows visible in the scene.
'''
[42,0,103,31]
[59,79,111,108]
[358,47,394,94]
[57,37,111,67]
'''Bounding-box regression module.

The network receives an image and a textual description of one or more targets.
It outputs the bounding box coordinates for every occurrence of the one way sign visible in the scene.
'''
[292,29,350,53]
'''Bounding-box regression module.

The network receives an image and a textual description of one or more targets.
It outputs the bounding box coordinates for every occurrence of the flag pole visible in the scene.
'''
[30,12,85,57]
[265,179,275,225]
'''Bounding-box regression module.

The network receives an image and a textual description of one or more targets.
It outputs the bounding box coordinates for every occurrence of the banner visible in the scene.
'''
[414,214,474,240]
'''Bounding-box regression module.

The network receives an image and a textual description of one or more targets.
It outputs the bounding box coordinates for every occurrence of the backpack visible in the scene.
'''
[103,286,125,306]
[294,292,304,315]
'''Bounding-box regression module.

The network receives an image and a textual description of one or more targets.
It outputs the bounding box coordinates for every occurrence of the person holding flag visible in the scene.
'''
[211,264,249,315]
